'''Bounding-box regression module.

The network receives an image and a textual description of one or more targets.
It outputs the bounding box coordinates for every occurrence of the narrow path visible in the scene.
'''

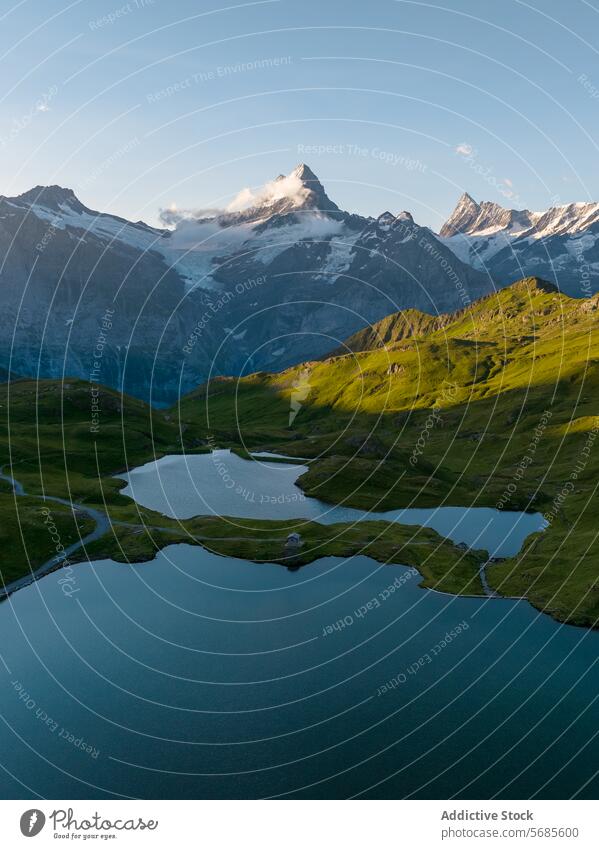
[478,559,499,598]
[0,468,306,599]
[0,467,468,601]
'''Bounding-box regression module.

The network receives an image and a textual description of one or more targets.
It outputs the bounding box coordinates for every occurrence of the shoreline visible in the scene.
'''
[1,459,581,631]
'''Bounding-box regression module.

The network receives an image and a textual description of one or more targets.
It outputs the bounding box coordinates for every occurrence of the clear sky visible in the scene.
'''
[2,0,599,230]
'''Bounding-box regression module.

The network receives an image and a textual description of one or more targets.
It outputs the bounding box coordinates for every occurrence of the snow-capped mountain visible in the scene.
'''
[0,166,491,402]
[172,167,491,374]
[163,164,353,293]
[0,184,209,403]
[441,193,599,296]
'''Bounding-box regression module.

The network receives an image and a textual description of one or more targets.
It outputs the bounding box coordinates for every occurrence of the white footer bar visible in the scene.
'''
[0,799,596,848]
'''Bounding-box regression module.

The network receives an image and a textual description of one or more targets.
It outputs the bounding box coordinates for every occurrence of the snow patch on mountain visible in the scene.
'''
[7,187,165,255]
[440,193,599,295]
[442,193,599,243]
[314,231,362,281]
[249,215,348,265]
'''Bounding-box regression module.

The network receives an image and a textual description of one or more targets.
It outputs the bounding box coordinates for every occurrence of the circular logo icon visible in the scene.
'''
[20,810,46,837]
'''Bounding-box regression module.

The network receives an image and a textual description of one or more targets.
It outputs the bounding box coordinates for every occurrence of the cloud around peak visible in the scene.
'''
[226,171,310,212]
[158,164,334,226]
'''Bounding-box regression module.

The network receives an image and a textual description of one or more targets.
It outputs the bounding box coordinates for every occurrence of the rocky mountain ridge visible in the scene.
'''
[0,166,490,402]
[441,193,599,297]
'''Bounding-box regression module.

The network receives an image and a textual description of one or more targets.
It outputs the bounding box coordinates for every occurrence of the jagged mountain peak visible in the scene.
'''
[224,163,340,221]
[440,193,481,237]
[457,191,479,210]
[272,163,320,187]
[373,211,416,234]
[442,190,599,242]
[290,162,320,183]
[0,167,503,404]
[440,193,535,238]
[262,162,338,214]
[441,187,599,296]
[13,184,81,210]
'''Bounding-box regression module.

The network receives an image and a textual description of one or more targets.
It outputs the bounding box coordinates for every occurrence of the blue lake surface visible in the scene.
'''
[0,548,598,799]
[0,452,595,800]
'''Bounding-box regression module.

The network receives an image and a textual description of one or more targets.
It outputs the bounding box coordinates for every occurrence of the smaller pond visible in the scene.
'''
[119,450,546,558]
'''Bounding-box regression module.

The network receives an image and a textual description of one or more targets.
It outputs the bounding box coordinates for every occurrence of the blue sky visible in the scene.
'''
[2,0,599,229]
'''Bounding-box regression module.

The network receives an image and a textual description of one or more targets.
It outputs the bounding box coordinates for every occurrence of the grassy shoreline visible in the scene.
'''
[2,279,598,627]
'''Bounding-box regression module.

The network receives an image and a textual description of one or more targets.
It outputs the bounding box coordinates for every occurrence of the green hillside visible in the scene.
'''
[0,378,479,597]
[1,277,598,626]
[176,278,599,626]
[0,378,181,584]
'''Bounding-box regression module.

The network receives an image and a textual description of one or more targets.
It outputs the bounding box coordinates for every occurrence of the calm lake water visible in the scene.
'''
[0,452,595,800]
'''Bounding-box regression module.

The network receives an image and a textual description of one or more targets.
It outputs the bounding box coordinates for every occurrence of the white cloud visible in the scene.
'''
[226,187,255,211]
[455,143,473,156]
[226,172,310,212]
[158,205,224,226]
[160,165,317,226]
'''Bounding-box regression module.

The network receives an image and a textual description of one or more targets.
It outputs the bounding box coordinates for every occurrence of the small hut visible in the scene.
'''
[285,532,302,548]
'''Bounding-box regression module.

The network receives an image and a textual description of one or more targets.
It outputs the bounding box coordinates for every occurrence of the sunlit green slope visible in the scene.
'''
[176,278,599,626]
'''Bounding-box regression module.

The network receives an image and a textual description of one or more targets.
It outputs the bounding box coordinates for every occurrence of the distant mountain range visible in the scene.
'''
[440,192,599,297]
[0,164,597,402]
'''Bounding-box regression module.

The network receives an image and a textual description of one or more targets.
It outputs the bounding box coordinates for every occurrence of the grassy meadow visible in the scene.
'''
[1,278,598,626]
